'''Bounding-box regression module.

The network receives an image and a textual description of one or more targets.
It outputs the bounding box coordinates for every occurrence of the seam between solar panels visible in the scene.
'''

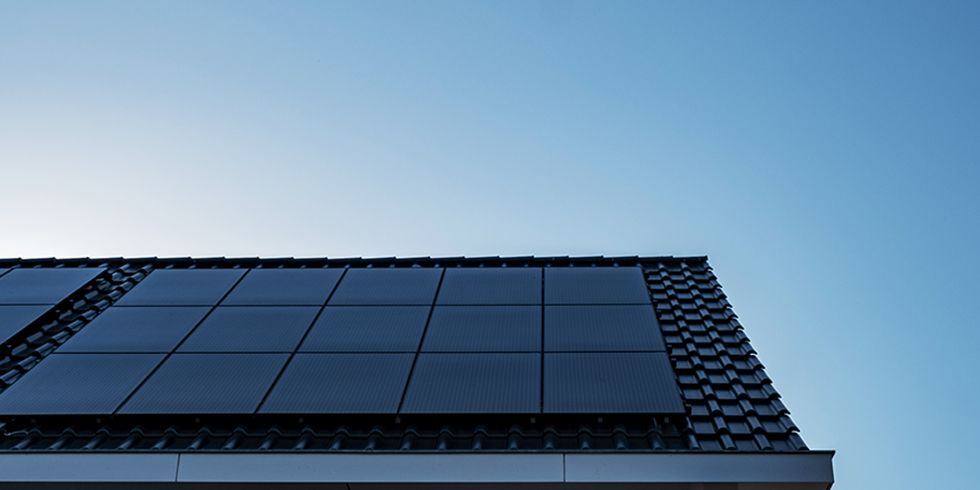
[254,268,350,414]
[540,267,545,413]
[395,268,446,414]
[110,268,254,414]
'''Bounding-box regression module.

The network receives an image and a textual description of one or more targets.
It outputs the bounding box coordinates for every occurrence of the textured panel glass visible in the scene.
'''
[328,268,441,305]
[0,354,164,414]
[116,269,245,306]
[544,267,650,304]
[0,305,50,344]
[0,268,103,305]
[422,306,540,352]
[222,269,344,306]
[300,306,429,352]
[436,268,541,305]
[543,352,684,413]
[119,353,288,414]
[401,353,540,413]
[544,305,665,352]
[261,353,413,413]
[178,306,319,353]
[58,306,210,353]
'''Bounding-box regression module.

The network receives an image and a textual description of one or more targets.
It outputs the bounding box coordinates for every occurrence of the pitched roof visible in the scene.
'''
[0,255,807,453]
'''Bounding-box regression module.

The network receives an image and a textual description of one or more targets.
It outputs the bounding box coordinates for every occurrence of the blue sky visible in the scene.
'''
[1,1,978,487]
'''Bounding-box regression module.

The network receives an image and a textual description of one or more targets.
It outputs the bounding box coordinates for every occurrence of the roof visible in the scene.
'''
[0,255,833,489]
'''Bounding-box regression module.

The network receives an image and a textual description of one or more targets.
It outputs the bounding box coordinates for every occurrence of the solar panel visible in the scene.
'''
[543,352,684,413]
[260,353,414,414]
[178,306,319,353]
[436,268,541,305]
[115,269,246,306]
[0,268,104,305]
[544,267,650,304]
[328,268,442,305]
[299,306,429,352]
[57,306,210,353]
[0,305,50,345]
[119,353,288,414]
[422,306,540,352]
[401,353,540,413]
[221,269,344,306]
[544,305,665,352]
[0,354,164,415]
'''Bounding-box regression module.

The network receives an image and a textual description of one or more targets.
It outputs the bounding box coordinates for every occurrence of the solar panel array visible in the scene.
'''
[0,268,104,346]
[0,266,684,415]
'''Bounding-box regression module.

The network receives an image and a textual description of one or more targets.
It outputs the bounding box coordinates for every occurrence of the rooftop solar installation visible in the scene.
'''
[401,353,540,413]
[422,306,540,352]
[544,267,650,304]
[57,306,210,353]
[544,352,684,413]
[0,353,164,415]
[178,306,319,353]
[119,353,289,414]
[0,305,50,345]
[300,306,429,352]
[328,268,442,305]
[221,268,344,305]
[436,267,541,305]
[261,353,414,414]
[115,269,246,306]
[0,267,103,305]
[544,305,666,352]
[0,263,688,417]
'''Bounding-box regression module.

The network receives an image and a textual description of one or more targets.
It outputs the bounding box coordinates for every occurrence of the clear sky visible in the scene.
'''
[1,1,978,487]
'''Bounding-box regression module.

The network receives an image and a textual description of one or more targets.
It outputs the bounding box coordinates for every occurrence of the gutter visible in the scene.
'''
[0,451,834,489]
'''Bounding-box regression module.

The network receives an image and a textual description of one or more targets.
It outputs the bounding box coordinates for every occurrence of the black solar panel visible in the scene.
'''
[178,306,319,353]
[261,353,414,414]
[401,353,540,413]
[0,306,50,345]
[119,353,288,414]
[0,353,164,414]
[422,306,540,352]
[543,352,684,413]
[0,268,103,305]
[57,306,210,353]
[544,305,665,352]
[436,268,541,305]
[328,268,442,305]
[299,306,429,352]
[544,267,650,304]
[116,269,245,306]
[222,269,344,306]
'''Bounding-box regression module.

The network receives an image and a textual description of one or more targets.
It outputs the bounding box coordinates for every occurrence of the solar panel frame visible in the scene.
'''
[119,353,289,414]
[0,268,104,305]
[543,352,685,413]
[115,269,246,306]
[57,306,211,353]
[328,268,442,305]
[544,267,651,305]
[400,353,541,414]
[299,306,430,353]
[422,306,541,352]
[544,305,666,352]
[221,269,344,306]
[260,353,414,414]
[436,268,542,305]
[0,353,164,415]
[177,306,320,353]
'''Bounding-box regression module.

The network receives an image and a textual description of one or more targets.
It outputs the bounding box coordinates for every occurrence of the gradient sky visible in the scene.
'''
[1,1,978,488]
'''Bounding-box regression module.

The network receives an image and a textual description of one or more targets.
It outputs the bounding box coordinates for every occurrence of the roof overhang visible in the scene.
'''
[0,451,834,489]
